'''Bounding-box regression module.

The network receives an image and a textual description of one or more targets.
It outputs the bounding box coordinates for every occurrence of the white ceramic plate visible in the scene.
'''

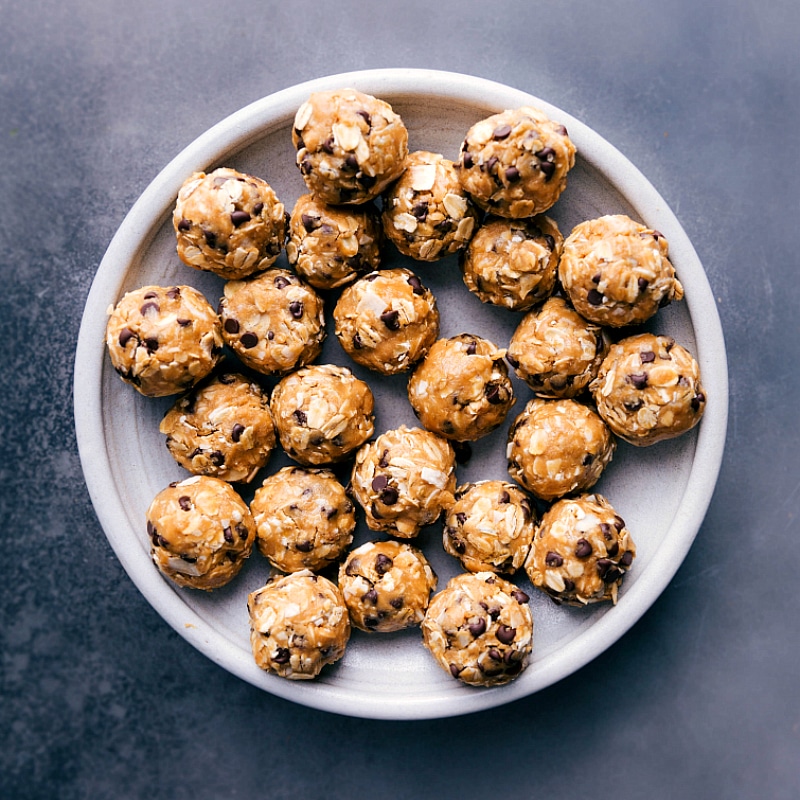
[74,69,728,720]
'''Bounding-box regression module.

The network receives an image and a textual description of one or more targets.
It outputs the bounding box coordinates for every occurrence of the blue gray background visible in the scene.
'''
[2,1,798,798]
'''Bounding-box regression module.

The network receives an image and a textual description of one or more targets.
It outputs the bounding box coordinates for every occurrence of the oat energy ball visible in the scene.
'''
[286,193,383,290]
[106,284,223,397]
[248,570,350,680]
[525,493,636,606]
[219,268,325,376]
[146,475,255,590]
[338,540,437,633]
[457,106,576,218]
[507,398,615,501]
[506,296,611,398]
[382,150,478,261]
[333,268,439,375]
[407,334,515,442]
[351,425,457,538]
[270,364,374,465]
[422,572,533,686]
[590,333,706,446]
[559,214,684,327]
[250,466,355,573]
[443,481,536,575]
[173,167,287,280]
[160,371,276,483]
[292,88,408,205]
[461,215,562,310]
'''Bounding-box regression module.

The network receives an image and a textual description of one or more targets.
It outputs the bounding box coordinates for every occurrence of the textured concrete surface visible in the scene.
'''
[2,1,799,798]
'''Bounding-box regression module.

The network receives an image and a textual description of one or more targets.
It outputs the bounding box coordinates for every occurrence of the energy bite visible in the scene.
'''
[248,570,350,680]
[146,475,255,590]
[525,493,636,606]
[270,364,375,466]
[590,333,706,445]
[106,284,223,397]
[422,572,533,687]
[250,466,355,573]
[507,398,616,501]
[457,106,576,218]
[506,296,611,398]
[559,214,684,327]
[292,88,408,205]
[460,215,562,311]
[443,481,535,575]
[382,150,478,261]
[173,167,287,280]
[218,268,325,376]
[160,371,276,483]
[338,540,437,633]
[333,268,439,375]
[407,334,515,442]
[350,425,457,538]
[286,193,383,290]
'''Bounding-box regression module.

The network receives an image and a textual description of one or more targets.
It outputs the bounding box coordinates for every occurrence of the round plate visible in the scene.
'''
[74,69,728,720]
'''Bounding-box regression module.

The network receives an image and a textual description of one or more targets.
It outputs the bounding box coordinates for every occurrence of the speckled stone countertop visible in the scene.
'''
[2,1,799,798]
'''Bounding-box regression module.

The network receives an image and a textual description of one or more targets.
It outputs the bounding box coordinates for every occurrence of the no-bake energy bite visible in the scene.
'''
[146,475,256,590]
[460,215,562,311]
[286,193,383,290]
[456,106,576,218]
[506,295,611,398]
[507,398,616,502]
[407,334,515,442]
[590,333,706,445]
[559,214,684,327]
[160,370,276,483]
[382,150,478,261]
[269,364,375,466]
[292,88,408,205]
[333,268,439,375]
[218,268,325,376]
[173,167,287,280]
[443,480,535,575]
[248,570,350,680]
[525,493,636,605]
[250,466,356,573]
[422,572,533,687]
[338,540,437,633]
[106,284,223,397]
[350,425,457,538]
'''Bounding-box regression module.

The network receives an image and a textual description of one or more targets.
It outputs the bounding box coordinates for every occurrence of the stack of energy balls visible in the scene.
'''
[105,88,706,688]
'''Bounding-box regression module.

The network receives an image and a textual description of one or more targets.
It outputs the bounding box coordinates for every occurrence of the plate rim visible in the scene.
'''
[74,68,728,720]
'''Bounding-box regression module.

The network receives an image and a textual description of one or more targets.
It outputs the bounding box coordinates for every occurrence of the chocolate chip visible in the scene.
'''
[300,213,320,233]
[607,542,619,557]
[628,372,648,390]
[230,210,250,227]
[253,202,264,216]
[407,274,424,295]
[484,383,505,405]
[493,124,512,140]
[144,338,159,352]
[177,218,191,232]
[390,597,404,610]
[505,166,520,182]
[411,202,428,220]
[380,486,398,506]
[240,332,258,348]
[545,551,563,567]
[375,553,393,575]
[563,578,575,592]
[118,327,135,347]
[449,663,463,678]
[363,589,378,605]
[344,154,358,171]
[293,409,307,425]
[295,540,313,553]
[203,229,217,248]
[614,515,626,531]
[356,109,372,126]
[620,551,633,567]
[176,318,191,327]
[140,301,159,316]
[223,526,234,543]
[600,523,612,539]
[587,289,604,306]
[484,155,499,174]
[691,392,705,411]
[273,648,290,664]
[638,278,650,293]
[641,351,656,363]
[345,558,360,577]
[223,318,240,334]
[236,524,249,540]
[352,333,363,350]
[496,625,516,644]
[231,423,245,442]
[624,399,643,412]
[539,161,555,180]
[511,589,530,604]
[209,451,225,466]
[321,136,334,154]
[575,538,592,558]
[289,300,304,319]
[380,309,400,330]
[591,273,601,284]
[462,152,474,169]
[371,475,388,492]
[582,453,594,466]
[178,496,191,511]
[468,618,486,637]
[300,158,312,175]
